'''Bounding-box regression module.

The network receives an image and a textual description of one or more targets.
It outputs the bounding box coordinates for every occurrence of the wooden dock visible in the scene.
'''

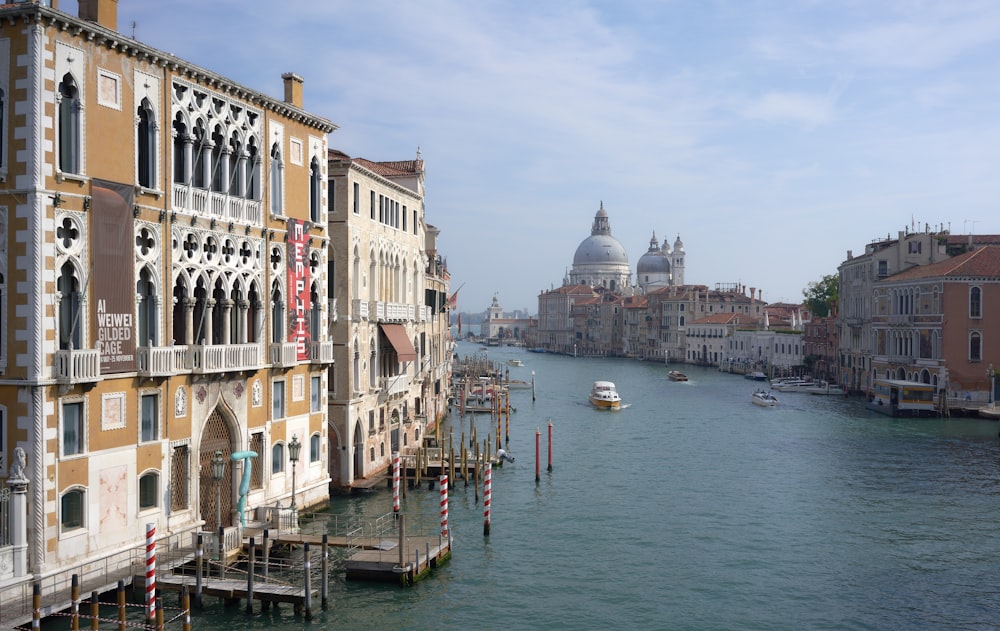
[344,533,451,586]
[157,574,306,607]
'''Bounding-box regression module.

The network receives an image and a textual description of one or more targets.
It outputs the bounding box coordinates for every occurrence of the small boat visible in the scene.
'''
[751,389,780,407]
[667,370,688,382]
[745,371,767,381]
[527,347,546,353]
[800,381,845,395]
[770,378,816,392]
[980,404,1000,420]
[589,381,621,409]
[507,359,524,367]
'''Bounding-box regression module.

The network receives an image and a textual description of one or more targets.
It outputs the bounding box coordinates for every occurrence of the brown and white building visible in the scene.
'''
[326,150,451,488]
[0,0,335,599]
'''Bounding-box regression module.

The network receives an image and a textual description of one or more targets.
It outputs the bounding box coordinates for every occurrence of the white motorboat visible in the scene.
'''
[770,378,816,392]
[589,381,621,409]
[980,404,1000,420]
[752,389,780,407]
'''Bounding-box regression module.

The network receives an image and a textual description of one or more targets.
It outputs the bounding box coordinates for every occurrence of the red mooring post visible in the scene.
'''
[145,523,156,624]
[535,427,541,483]
[483,462,492,536]
[439,474,449,538]
[547,421,553,472]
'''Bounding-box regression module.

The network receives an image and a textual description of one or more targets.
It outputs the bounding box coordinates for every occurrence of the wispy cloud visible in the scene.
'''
[119,0,1000,312]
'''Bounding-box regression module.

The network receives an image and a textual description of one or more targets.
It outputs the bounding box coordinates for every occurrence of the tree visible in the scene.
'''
[803,274,838,318]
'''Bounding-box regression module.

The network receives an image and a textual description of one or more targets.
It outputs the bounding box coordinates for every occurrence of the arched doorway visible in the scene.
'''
[199,408,234,531]
[353,421,364,480]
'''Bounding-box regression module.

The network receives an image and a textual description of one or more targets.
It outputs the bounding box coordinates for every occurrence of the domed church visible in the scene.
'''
[566,202,633,292]
[636,232,685,292]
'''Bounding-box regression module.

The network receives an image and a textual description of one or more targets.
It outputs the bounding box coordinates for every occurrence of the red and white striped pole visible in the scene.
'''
[145,523,156,622]
[483,463,492,536]
[392,451,400,514]
[439,474,449,538]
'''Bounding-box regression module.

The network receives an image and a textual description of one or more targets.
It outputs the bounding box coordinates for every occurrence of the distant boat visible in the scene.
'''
[528,347,546,354]
[745,371,767,381]
[980,403,1000,420]
[589,381,621,409]
[770,378,816,392]
[667,370,689,382]
[507,359,524,367]
[751,389,779,407]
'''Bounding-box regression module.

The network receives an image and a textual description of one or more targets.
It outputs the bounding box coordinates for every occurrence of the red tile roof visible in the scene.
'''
[887,245,1000,281]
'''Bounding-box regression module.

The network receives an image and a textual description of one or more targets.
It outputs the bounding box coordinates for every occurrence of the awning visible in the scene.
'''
[380,324,417,362]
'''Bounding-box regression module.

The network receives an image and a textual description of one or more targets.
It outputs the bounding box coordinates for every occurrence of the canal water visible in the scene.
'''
[88,342,1000,629]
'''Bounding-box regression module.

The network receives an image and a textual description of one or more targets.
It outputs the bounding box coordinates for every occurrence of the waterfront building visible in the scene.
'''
[326,150,451,488]
[837,228,1000,394]
[0,0,335,593]
[868,245,1000,406]
[534,284,599,354]
[685,313,742,366]
[803,316,839,382]
[620,295,651,359]
[480,294,533,343]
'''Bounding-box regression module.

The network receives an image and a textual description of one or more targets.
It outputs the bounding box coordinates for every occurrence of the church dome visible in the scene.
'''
[637,232,671,274]
[573,234,629,266]
[572,202,629,267]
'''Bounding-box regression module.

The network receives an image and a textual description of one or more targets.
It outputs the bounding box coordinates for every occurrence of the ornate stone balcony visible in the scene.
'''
[54,349,101,385]
[269,343,299,368]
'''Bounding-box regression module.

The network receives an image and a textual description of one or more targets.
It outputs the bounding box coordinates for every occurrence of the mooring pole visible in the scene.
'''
[246,537,255,614]
[547,420,553,472]
[535,427,541,483]
[194,534,203,607]
[321,534,329,610]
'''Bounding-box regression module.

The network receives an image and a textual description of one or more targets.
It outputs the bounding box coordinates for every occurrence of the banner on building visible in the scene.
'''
[91,179,136,374]
[287,219,311,360]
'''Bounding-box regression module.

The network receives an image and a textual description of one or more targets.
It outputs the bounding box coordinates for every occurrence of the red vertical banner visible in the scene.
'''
[287,219,311,360]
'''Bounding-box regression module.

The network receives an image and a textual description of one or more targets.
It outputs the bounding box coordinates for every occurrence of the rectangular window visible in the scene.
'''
[170,445,189,511]
[353,182,360,214]
[141,393,159,442]
[970,287,982,318]
[311,375,321,412]
[413,209,418,234]
[327,179,335,214]
[62,401,84,456]
[877,260,888,277]
[249,432,264,489]
[370,190,376,220]
[273,380,285,420]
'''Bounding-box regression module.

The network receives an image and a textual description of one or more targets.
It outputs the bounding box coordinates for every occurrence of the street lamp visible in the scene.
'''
[210,450,226,530]
[288,434,301,509]
[988,364,995,406]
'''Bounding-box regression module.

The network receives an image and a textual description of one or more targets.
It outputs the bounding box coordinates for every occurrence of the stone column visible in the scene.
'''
[8,447,30,577]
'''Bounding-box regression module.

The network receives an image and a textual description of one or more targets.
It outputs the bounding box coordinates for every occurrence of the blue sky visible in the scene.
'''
[117,0,1000,315]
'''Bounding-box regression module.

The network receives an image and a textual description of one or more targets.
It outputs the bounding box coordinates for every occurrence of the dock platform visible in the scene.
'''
[345,534,451,586]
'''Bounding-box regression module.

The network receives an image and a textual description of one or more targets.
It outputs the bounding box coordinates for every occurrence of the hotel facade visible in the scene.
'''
[0,0,337,595]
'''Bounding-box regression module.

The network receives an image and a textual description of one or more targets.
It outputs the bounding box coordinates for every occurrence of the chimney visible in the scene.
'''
[79,0,118,31]
[282,73,304,108]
